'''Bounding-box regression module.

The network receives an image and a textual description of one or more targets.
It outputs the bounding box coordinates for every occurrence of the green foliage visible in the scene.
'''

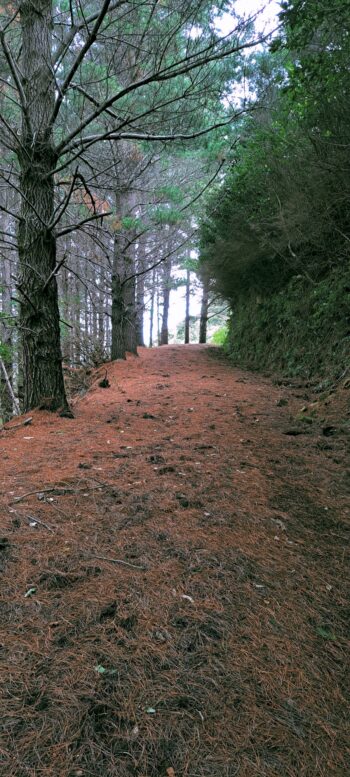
[210,325,228,346]
[0,341,13,361]
[198,2,350,381]
[152,206,182,226]
[157,185,184,204]
[121,216,142,231]
[225,267,350,380]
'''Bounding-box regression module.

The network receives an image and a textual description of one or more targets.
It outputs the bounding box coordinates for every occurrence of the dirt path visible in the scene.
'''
[0,345,349,777]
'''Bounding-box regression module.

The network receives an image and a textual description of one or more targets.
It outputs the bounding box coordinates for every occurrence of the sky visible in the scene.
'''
[217,1,280,36]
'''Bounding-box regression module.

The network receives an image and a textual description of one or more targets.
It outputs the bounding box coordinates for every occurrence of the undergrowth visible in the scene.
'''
[226,267,350,381]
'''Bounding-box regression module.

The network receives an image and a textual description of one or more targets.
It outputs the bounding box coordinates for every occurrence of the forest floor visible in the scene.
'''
[0,345,349,777]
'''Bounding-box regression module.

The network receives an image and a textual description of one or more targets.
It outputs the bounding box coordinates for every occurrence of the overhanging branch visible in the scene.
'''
[55,26,278,158]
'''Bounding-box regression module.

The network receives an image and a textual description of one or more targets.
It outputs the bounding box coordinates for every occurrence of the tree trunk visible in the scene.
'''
[18,0,69,412]
[135,249,145,347]
[124,274,138,353]
[111,190,135,360]
[136,273,145,346]
[199,276,210,344]
[111,272,126,360]
[123,248,138,354]
[60,257,70,363]
[159,258,172,346]
[184,268,191,344]
[149,267,156,347]
[73,266,82,364]
[0,234,14,420]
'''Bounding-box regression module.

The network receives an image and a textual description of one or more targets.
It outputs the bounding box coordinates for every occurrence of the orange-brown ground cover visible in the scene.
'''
[0,345,349,777]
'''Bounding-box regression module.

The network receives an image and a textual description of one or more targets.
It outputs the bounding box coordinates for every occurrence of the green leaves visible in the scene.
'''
[152,207,182,226]
[316,626,337,641]
[157,185,184,204]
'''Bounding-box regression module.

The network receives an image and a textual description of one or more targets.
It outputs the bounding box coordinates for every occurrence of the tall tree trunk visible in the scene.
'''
[159,258,172,345]
[156,271,161,345]
[199,276,210,344]
[60,258,70,362]
[184,268,191,344]
[149,267,156,347]
[18,0,69,412]
[111,271,126,360]
[135,246,145,347]
[123,250,138,354]
[111,191,130,361]
[136,273,145,346]
[74,267,81,364]
[124,278,137,353]
[0,249,13,420]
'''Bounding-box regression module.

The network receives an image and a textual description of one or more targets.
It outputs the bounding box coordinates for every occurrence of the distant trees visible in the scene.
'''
[0,1,263,413]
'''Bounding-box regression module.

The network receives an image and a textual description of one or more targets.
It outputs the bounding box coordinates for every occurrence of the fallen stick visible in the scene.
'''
[11,482,108,504]
[1,416,32,432]
[86,554,146,571]
[12,486,73,503]
[26,516,54,533]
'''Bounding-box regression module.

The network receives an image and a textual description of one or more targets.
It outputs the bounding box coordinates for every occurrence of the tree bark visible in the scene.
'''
[149,267,156,347]
[17,0,69,412]
[184,268,191,344]
[199,275,210,344]
[111,270,126,360]
[159,258,172,346]
[0,229,14,420]
[135,246,145,346]
[124,272,138,353]
[123,246,138,354]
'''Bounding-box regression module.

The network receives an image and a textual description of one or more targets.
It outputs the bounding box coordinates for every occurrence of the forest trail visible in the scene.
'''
[1,345,349,777]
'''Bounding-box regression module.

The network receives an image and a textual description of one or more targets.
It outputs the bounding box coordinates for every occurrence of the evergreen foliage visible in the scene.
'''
[199,0,350,378]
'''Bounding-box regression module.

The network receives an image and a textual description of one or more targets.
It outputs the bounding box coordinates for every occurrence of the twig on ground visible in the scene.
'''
[85,553,147,571]
[26,516,54,533]
[11,486,73,503]
[1,416,32,432]
[11,482,108,504]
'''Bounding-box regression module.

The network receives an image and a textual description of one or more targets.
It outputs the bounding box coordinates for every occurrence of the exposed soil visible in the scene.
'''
[0,345,349,777]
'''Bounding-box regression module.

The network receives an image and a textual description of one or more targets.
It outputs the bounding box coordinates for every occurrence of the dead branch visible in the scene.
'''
[1,416,32,432]
[84,553,146,571]
[25,516,54,533]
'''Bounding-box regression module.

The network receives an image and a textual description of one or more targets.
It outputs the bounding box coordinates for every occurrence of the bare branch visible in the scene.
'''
[53,1,127,68]
[56,209,112,239]
[42,255,67,291]
[0,31,30,127]
[49,167,79,229]
[51,0,114,126]
[55,28,277,157]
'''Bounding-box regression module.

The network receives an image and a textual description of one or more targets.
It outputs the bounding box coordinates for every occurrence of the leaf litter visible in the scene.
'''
[0,344,348,776]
